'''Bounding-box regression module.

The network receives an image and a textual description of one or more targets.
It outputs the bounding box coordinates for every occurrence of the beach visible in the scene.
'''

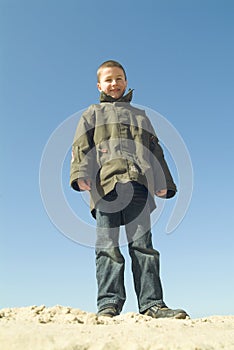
[0,305,234,350]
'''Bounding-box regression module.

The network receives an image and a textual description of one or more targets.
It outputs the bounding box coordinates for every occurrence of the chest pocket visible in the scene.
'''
[97,139,121,166]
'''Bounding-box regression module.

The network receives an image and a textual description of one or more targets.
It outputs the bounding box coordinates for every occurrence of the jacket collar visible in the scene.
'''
[99,89,134,103]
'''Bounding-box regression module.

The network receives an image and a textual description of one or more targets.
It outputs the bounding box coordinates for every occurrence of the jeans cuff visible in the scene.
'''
[98,299,124,313]
[139,299,165,313]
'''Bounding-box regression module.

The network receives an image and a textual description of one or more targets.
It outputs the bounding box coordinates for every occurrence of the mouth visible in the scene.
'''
[110,88,122,96]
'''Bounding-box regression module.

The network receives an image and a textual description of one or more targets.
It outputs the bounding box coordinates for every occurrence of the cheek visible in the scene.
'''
[120,82,127,90]
[102,84,110,92]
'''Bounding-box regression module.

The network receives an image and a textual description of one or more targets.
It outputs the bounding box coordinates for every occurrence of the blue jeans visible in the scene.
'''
[95,182,165,313]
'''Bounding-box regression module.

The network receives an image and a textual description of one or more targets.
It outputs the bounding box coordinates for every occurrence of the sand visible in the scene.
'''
[0,305,233,350]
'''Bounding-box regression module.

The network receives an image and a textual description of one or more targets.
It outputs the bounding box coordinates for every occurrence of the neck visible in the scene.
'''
[99,89,134,103]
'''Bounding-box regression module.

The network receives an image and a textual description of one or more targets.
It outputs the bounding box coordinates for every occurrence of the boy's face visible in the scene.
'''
[97,67,127,99]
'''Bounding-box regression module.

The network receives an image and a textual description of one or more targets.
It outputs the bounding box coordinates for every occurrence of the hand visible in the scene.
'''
[156,189,167,197]
[78,179,91,191]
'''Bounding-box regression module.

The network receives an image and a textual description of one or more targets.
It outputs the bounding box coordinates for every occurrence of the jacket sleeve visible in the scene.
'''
[148,122,177,199]
[70,107,95,191]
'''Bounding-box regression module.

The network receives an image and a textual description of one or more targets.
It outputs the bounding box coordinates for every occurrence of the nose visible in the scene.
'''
[111,79,117,86]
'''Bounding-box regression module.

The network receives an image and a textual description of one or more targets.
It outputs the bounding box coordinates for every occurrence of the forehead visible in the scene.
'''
[99,66,125,79]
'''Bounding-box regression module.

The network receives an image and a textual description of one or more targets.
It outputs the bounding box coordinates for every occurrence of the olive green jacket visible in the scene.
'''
[70,90,177,218]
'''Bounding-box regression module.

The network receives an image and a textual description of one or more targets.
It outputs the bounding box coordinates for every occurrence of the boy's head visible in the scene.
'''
[97,60,128,100]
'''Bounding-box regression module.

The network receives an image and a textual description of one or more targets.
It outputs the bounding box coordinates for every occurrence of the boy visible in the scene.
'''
[70,60,188,319]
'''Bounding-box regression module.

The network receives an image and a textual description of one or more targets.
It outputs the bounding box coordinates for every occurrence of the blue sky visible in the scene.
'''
[1,0,234,319]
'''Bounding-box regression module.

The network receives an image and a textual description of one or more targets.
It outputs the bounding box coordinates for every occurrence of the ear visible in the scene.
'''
[97,82,102,91]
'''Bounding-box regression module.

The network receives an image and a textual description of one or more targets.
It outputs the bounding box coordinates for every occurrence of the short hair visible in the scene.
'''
[97,60,127,82]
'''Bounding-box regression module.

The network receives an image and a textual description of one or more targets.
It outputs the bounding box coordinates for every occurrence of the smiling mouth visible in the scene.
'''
[111,89,120,93]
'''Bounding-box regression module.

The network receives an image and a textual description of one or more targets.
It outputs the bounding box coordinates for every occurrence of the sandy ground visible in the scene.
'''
[0,305,234,350]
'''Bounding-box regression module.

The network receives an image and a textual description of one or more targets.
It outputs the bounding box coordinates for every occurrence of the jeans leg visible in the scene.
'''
[95,207,126,313]
[124,183,164,313]
[127,231,164,312]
